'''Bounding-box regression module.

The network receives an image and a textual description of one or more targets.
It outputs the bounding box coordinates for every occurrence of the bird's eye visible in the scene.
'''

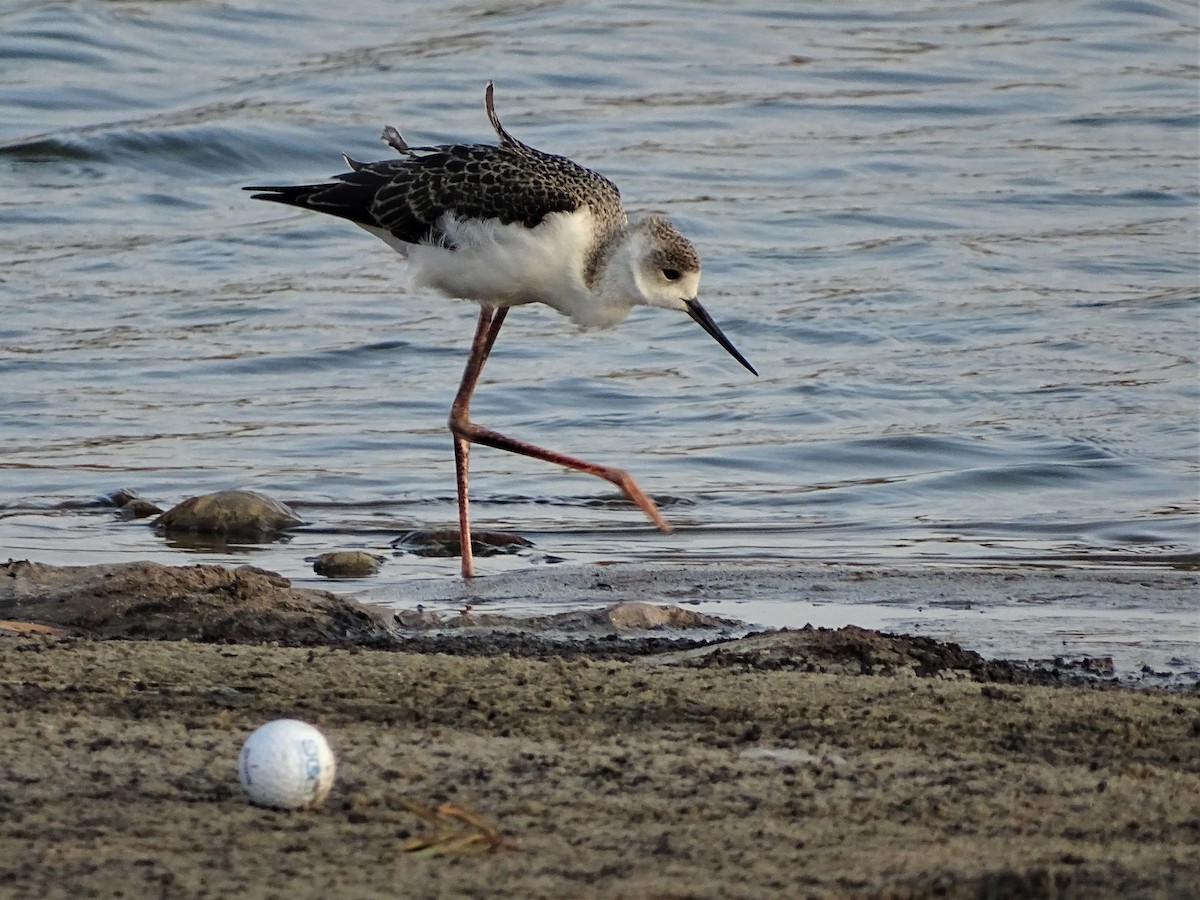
[662,268,682,281]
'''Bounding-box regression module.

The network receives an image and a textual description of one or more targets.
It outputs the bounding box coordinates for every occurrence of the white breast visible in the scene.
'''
[362,209,635,329]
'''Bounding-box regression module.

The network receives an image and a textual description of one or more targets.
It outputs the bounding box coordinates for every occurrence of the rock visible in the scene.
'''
[54,488,152,511]
[645,625,1038,681]
[394,608,444,628]
[118,498,162,521]
[392,528,532,558]
[0,560,397,646]
[153,490,303,539]
[598,602,736,630]
[104,488,142,508]
[313,551,385,579]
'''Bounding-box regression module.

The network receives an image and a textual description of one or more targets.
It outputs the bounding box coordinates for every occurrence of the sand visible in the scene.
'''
[0,560,1197,899]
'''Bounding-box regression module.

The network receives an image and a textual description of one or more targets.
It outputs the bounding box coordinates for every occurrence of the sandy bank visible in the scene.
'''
[0,560,1196,898]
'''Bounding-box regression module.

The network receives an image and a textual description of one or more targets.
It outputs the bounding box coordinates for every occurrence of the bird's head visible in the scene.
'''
[626,216,702,311]
[625,216,757,376]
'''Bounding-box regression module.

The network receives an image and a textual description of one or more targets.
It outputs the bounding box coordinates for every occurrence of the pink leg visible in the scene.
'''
[451,307,503,580]
[449,306,671,578]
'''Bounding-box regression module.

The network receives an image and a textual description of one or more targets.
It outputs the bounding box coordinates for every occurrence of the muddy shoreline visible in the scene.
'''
[1,560,1197,898]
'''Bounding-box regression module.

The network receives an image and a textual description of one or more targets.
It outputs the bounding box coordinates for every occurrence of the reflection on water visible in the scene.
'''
[0,1,1196,599]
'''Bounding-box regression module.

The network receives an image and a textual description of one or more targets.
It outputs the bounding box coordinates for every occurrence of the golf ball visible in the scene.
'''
[238,719,336,810]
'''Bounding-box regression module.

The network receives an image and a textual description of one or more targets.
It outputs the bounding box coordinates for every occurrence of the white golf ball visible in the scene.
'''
[238,719,336,810]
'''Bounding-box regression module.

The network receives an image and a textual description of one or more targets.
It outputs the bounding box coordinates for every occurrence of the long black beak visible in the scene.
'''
[685,298,758,376]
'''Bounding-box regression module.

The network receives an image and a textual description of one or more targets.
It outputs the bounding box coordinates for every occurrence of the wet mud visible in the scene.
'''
[1,560,1197,899]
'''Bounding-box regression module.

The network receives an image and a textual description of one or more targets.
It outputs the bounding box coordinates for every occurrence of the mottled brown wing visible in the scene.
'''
[246,143,622,248]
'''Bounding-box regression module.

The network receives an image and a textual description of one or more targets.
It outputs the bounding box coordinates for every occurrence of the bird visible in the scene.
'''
[245,82,756,578]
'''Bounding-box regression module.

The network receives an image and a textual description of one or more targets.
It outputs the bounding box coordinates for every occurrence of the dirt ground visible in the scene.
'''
[1,561,1197,899]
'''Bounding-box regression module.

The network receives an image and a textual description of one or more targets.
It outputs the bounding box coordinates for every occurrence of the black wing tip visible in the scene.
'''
[243,187,292,202]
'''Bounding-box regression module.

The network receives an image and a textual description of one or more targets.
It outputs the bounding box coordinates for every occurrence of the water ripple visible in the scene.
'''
[0,0,1195,582]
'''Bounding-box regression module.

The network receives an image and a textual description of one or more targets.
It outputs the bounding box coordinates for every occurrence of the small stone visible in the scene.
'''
[105,488,142,507]
[118,499,163,521]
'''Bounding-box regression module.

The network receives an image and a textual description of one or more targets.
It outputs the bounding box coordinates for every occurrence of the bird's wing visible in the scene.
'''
[245,144,623,248]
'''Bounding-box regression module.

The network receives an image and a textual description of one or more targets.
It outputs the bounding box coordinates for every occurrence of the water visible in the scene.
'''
[1,2,1197,612]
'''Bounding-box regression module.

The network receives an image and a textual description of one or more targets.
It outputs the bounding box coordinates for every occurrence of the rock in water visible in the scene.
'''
[154,490,303,539]
[313,551,385,579]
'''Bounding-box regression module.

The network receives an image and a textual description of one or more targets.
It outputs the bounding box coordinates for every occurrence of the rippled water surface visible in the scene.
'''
[1,1,1196,600]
